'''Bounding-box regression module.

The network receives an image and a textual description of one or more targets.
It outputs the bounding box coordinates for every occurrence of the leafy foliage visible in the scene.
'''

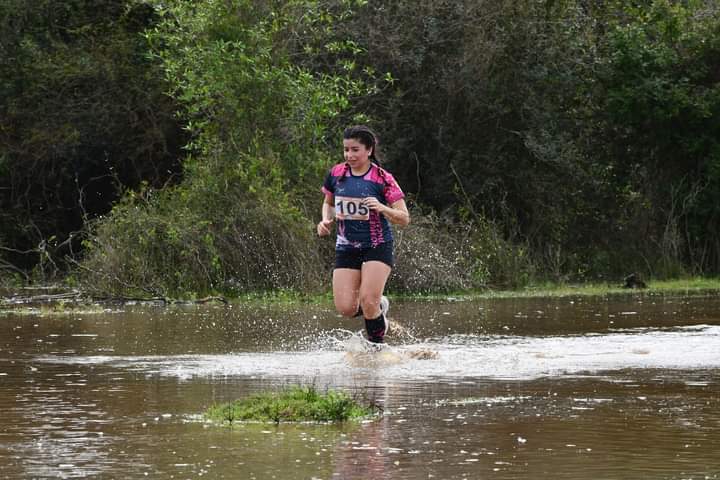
[0,0,185,275]
[80,156,326,296]
[590,0,720,275]
[79,0,370,295]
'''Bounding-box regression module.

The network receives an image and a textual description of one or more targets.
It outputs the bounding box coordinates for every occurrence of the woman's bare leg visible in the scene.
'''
[332,268,362,317]
[359,261,392,319]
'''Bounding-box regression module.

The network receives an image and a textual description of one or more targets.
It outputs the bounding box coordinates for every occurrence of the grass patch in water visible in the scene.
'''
[205,386,377,425]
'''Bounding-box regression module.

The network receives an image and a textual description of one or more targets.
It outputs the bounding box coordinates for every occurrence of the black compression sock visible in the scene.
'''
[364,314,386,343]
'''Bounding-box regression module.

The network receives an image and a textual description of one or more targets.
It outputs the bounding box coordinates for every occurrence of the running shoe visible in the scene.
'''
[380,295,390,316]
[380,295,390,336]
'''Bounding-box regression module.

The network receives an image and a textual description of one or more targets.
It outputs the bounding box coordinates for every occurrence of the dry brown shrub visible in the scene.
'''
[389,211,484,293]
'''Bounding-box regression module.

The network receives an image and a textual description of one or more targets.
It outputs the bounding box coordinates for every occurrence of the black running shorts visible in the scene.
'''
[335,242,394,270]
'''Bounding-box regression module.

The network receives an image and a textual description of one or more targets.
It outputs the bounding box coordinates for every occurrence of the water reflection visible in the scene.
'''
[1,294,719,478]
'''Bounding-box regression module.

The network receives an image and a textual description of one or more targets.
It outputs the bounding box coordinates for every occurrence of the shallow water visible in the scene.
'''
[1,293,720,479]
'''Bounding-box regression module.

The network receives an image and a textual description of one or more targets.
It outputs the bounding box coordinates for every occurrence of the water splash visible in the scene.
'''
[35,324,720,381]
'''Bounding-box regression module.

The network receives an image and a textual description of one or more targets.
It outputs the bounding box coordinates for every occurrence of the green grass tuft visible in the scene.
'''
[205,386,377,425]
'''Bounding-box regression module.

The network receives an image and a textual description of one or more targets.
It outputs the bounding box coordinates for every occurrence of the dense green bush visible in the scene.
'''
[590,0,720,276]
[80,156,326,296]
[78,0,365,295]
[0,0,185,275]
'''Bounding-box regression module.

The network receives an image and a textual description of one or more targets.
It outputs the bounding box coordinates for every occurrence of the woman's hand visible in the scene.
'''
[362,197,386,213]
[363,197,410,226]
[317,218,334,236]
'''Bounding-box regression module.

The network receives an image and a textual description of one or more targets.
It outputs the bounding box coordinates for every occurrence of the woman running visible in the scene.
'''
[317,125,410,343]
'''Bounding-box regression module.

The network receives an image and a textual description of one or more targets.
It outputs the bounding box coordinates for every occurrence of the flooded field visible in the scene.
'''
[1,292,719,479]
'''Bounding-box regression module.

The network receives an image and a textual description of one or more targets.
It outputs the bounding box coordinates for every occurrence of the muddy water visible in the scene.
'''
[1,293,719,479]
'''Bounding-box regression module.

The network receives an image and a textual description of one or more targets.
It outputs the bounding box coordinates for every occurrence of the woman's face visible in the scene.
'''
[343,138,372,170]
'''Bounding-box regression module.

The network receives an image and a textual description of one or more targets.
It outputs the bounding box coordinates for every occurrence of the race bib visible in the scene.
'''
[335,196,370,221]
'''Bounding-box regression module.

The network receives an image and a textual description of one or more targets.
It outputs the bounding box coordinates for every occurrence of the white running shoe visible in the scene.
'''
[380,295,390,335]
